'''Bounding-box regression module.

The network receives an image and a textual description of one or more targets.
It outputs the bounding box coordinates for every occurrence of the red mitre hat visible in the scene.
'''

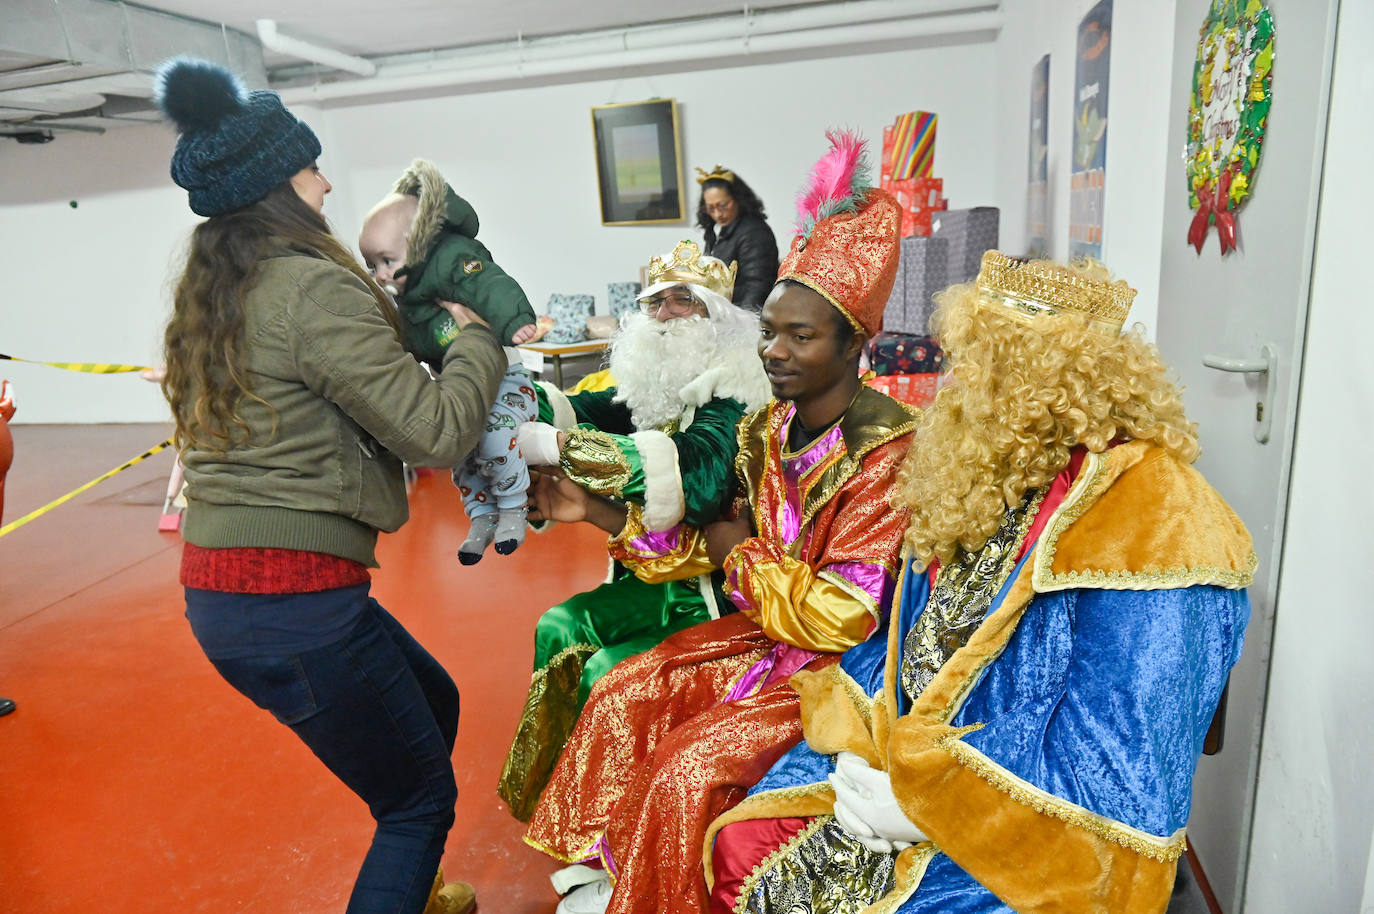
[777,130,900,338]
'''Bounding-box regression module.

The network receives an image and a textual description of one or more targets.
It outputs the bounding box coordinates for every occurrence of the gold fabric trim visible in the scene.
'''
[732,393,917,553]
[937,731,1188,863]
[862,844,938,914]
[561,428,632,497]
[900,489,1044,706]
[817,568,882,626]
[800,388,919,533]
[1030,444,1258,594]
[732,816,831,914]
[498,642,599,821]
[521,831,601,866]
[778,272,867,335]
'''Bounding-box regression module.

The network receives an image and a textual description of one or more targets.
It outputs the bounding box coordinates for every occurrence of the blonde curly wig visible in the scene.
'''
[895,259,1199,569]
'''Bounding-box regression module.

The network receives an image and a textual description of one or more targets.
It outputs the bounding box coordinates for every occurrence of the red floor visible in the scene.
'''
[0,423,610,913]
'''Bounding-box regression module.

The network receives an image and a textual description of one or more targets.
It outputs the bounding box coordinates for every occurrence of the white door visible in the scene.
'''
[1154,0,1339,910]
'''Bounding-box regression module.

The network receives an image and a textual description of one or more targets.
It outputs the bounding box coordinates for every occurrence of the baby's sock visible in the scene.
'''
[493,506,529,556]
[458,513,498,565]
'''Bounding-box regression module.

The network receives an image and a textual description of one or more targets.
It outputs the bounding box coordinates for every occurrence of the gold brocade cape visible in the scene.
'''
[705,441,1257,913]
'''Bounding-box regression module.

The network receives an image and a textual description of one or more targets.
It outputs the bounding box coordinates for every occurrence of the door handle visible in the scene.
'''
[1202,343,1277,444]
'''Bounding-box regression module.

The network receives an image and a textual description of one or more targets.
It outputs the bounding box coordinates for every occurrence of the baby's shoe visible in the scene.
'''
[493,507,529,555]
[458,514,498,565]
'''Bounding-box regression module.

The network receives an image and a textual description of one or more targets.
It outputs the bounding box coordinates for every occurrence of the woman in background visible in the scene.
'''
[695,166,779,311]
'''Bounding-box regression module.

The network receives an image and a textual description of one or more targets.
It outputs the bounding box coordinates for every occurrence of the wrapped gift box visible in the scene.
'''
[866,372,940,409]
[886,111,938,180]
[883,235,948,335]
[933,207,1000,285]
[885,176,946,238]
[865,332,944,376]
[544,293,595,343]
[607,282,642,322]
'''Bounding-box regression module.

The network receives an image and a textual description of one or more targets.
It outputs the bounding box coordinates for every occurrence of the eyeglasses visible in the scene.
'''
[640,291,702,316]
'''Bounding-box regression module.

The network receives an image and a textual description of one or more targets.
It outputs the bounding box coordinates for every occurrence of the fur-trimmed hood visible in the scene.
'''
[392,158,477,269]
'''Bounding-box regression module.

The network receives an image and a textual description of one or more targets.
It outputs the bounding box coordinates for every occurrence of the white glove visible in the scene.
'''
[518,422,563,466]
[828,751,927,853]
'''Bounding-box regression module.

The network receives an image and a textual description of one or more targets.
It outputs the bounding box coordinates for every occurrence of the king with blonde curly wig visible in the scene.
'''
[896,257,1199,569]
[707,251,1256,914]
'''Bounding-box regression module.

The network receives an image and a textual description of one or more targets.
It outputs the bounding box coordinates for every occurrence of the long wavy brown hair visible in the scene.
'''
[895,260,1200,569]
[162,182,401,452]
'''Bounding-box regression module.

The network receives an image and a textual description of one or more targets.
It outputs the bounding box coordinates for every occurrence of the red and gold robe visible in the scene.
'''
[523,387,917,914]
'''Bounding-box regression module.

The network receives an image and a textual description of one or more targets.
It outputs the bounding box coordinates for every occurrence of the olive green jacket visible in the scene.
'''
[180,252,506,567]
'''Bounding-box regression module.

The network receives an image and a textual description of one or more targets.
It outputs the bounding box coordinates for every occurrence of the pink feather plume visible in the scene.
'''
[795,129,867,234]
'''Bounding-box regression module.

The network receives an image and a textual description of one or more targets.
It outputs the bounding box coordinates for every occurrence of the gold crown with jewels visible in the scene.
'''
[646,240,737,300]
[975,251,1135,333]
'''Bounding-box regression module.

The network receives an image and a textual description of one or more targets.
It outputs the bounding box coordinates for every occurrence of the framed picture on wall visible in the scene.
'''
[591,99,684,225]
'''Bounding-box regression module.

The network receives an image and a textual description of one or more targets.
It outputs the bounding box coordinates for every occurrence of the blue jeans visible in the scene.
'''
[185,586,459,914]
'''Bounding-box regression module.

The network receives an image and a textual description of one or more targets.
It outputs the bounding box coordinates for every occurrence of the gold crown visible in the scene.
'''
[975,251,1135,333]
[646,240,737,300]
[695,165,736,185]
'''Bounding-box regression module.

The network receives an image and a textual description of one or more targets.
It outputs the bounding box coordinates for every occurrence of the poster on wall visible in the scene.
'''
[1069,0,1111,260]
[1185,0,1275,255]
[1027,54,1050,256]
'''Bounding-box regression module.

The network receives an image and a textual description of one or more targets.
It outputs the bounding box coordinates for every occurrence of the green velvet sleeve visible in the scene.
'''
[566,387,636,435]
[558,396,744,528]
[670,397,746,525]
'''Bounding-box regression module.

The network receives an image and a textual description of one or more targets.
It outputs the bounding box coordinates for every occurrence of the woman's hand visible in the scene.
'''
[704,513,752,567]
[438,299,489,330]
[511,322,538,344]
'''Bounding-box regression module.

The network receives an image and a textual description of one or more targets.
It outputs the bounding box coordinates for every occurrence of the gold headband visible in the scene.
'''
[974,251,1135,334]
[695,165,736,185]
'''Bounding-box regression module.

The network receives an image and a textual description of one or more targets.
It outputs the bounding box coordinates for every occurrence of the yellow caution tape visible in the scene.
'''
[0,353,152,374]
[0,439,174,538]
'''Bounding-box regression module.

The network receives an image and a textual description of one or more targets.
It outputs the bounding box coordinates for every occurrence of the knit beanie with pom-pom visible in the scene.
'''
[154,57,321,217]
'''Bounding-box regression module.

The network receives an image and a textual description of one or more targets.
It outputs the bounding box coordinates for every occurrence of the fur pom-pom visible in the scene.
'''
[154,57,246,133]
[795,129,874,239]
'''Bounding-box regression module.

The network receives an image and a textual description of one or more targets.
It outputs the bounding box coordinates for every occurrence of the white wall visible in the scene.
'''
[1245,1,1374,909]
[0,123,198,425]
[994,0,1177,334]
[323,40,999,325]
[0,37,996,424]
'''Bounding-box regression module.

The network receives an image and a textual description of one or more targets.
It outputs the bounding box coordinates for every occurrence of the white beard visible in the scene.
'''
[610,313,720,430]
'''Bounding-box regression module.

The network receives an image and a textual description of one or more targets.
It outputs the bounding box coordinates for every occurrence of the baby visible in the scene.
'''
[359,158,538,564]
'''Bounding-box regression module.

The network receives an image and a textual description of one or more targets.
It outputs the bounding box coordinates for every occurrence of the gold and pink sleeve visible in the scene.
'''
[607,503,717,583]
[723,442,908,652]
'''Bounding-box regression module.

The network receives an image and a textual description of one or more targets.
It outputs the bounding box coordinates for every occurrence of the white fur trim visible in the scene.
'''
[538,381,577,429]
[632,430,685,531]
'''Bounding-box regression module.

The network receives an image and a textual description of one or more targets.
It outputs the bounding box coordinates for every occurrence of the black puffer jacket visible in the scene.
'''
[704,215,780,312]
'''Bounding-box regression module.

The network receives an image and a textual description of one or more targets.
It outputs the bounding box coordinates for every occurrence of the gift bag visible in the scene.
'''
[544,294,595,343]
[607,282,643,323]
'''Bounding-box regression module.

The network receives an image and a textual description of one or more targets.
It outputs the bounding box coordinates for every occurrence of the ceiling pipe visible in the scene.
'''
[274,0,993,82]
[256,19,376,78]
[278,8,998,105]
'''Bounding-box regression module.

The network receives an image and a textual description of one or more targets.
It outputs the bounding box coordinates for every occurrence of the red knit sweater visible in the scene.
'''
[180,544,370,594]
